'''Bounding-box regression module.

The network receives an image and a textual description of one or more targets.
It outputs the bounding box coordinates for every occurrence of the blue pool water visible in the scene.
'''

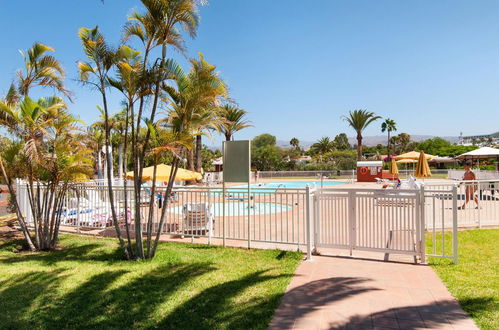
[199,181,348,196]
[239,181,348,189]
[168,202,292,216]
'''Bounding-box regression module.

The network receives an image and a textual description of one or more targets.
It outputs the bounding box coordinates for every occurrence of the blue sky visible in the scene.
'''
[1,0,499,146]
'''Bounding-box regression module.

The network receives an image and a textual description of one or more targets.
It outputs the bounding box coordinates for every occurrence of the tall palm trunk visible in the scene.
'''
[0,159,36,251]
[188,149,195,171]
[118,144,124,181]
[101,85,129,260]
[97,151,103,179]
[195,135,202,172]
[356,133,363,161]
[122,103,133,257]
[225,133,231,141]
[387,131,391,159]
[135,42,167,259]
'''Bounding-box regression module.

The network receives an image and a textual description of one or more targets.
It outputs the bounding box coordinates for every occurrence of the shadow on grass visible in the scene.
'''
[458,296,496,321]
[0,242,126,265]
[180,244,221,250]
[0,237,29,252]
[158,270,294,330]
[0,235,302,329]
[0,262,217,329]
[0,237,299,329]
[0,269,69,328]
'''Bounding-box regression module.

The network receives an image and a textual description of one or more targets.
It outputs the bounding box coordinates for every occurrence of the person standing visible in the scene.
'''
[458,162,479,210]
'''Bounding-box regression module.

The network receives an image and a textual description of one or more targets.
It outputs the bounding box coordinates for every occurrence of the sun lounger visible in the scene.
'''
[182,202,214,238]
[376,177,420,207]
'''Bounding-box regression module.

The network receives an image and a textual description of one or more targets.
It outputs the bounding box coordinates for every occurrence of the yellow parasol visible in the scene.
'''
[395,151,436,160]
[389,158,399,176]
[414,151,432,178]
[396,159,417,164]
[126,164,202,182]
[72,173,90,182]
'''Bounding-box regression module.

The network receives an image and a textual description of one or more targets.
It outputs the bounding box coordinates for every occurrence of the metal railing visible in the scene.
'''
[423,180,499,227]
[16,181,311,249]
[16,178,499,263]
[447,169,499,180]
[396,169,449,179]
[315,188,425,261]
[420,185,458,263]
[258,170,356,181]
[257,169,451,180]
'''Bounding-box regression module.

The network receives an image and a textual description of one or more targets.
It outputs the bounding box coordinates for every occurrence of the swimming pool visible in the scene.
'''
[238,181,348,189]
[168,202,292,216]
[199,181,348,195]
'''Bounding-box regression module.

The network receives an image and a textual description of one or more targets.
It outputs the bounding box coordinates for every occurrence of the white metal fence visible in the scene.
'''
[314,188,424,261]
[16,181,311,249]
[447,169,499,180]
[15,179,499,263]
[258,170,356,180]
[423,180,499,227]
[257,169,453,180]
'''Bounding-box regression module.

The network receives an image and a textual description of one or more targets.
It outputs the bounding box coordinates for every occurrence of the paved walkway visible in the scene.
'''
[269,255,477,330]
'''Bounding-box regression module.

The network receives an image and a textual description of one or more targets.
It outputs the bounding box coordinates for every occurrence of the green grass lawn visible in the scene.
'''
[0,234,302,329]
[427,229,499,329]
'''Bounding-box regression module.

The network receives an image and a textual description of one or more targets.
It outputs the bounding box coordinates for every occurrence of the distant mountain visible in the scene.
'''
[276,135,460,149]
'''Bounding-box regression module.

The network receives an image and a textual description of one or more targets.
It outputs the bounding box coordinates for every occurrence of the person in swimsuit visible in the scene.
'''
[458,162,479,210]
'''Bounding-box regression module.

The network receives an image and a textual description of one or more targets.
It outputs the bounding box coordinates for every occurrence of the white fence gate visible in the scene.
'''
[18,179,497,264]
[314,189,426,262]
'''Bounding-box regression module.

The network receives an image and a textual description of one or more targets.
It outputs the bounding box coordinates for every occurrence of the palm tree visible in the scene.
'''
[121,0,201,259]
[17,42,70,98]
[381,118,397,158]
[164,53,227,172]
[85,126,105,179]
[77,26,132,258]
[0,95,91,251]
[216,104,252,141]
[290,137,300,149]
[189,54,228,172]
[129,0,199,172]
[342,109,381,160]
[397,133,411,153]
[311,137,335,161]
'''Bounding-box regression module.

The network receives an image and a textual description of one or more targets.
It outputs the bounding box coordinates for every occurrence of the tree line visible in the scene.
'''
[250,110,480,171]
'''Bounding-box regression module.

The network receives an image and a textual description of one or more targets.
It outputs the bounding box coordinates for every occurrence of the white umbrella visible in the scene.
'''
[455,147,499,160]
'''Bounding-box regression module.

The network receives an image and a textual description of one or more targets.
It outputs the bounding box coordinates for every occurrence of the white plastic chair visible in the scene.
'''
[182,202,214,240]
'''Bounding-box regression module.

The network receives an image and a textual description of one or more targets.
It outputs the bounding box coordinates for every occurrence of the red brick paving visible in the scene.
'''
[269,255,477,330]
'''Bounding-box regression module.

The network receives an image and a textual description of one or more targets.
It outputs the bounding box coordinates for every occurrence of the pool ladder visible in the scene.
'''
[275,183,286,193]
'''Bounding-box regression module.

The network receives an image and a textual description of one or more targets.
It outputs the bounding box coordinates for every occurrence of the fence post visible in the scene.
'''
[313,190,320,253]
[222,182,226,247]
[305,186,313,260]
[477,180,482,229]
[76,188,81,234]
[247,183,251,249]
[452,185,459,264]
[419,185,426,264]
[348,190,356,256]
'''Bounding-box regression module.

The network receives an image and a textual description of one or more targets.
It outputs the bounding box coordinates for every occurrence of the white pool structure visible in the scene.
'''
[168,202,293,217]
